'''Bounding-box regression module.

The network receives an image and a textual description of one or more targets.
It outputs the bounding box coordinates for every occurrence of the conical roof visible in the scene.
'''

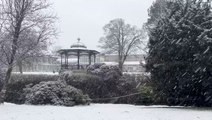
[70,38,87,49]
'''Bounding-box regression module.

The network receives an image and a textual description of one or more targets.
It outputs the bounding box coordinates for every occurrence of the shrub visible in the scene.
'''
[24,80,90,106]
[117,74,165,105]
[60,65,150,104]
[62,70,148,104]
[114,74,141,104]
[62,72,119,103]
[137,85,155,105]
[87,64,122,81]
[5,74,59,104]
[63,73,108,101]
[59,71,73,81]
[70,64,122,103]
[86,63,105,73]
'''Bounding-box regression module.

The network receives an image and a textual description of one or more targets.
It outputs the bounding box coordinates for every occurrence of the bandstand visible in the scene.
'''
[57,38,100,70]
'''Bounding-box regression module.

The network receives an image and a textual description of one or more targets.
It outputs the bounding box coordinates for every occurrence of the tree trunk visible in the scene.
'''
[0,66,13,103]
[0,12,23,103]
[118,61,123,72]
[18,61,23,74]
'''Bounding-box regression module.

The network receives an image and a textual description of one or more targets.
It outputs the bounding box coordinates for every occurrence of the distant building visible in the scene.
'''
[99,54,146,74]
[13,56,60,73]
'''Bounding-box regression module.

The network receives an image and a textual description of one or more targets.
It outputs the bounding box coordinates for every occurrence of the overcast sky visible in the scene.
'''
[50,0,155,51]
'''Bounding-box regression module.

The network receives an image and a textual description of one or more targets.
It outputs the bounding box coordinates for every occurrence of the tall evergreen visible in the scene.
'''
[146,0,212,106]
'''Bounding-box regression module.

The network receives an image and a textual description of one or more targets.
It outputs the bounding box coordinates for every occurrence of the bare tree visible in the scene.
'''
[0,29,46,73]
[16,29,50,73]
[51,45,62,56]
[0,0,56,103]
[99,18,146,72]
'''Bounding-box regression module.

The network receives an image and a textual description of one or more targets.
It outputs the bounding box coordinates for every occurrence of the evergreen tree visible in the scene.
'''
[146,0,212,106]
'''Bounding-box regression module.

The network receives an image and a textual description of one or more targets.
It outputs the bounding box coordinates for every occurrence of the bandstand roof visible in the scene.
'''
[57,38,100,55]
[70,38,87,49]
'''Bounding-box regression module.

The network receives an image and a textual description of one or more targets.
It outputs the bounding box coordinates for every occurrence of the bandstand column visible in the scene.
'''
[94,54,96,63]
[88,52,92,65]
[60,53,63,68]
[65,52,68,69]
[77,51,80,69]
[67,54,69,69]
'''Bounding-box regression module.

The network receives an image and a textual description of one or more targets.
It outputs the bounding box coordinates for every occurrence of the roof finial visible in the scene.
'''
[77,38,80,42]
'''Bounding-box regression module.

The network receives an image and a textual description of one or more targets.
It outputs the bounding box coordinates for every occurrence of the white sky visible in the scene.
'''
[50,0,155,51]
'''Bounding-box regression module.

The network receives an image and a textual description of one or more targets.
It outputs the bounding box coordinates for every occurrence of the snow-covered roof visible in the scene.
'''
[57,38,99,54]
[70,38,87,49]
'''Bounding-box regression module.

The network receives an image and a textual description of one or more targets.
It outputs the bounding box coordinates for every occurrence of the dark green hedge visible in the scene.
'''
[62,71,152,104]
[5,72,155,105]
[5,74,59,104]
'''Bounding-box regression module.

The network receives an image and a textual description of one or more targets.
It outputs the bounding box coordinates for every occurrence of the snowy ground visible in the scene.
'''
[1,103,212,120]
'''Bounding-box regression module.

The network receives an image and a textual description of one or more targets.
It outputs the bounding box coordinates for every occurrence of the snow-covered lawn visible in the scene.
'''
[1,103,212,120]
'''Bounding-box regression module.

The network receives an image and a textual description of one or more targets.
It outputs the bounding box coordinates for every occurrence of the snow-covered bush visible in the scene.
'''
[87,63,105,75]
[87,64,122,81]
[87,63,105,71]
[59,71,73,81]
[5,74,58,104]
[24,80,90,106]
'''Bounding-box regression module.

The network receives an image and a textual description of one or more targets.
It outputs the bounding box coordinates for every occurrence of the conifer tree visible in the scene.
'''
[146,0,212,106]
